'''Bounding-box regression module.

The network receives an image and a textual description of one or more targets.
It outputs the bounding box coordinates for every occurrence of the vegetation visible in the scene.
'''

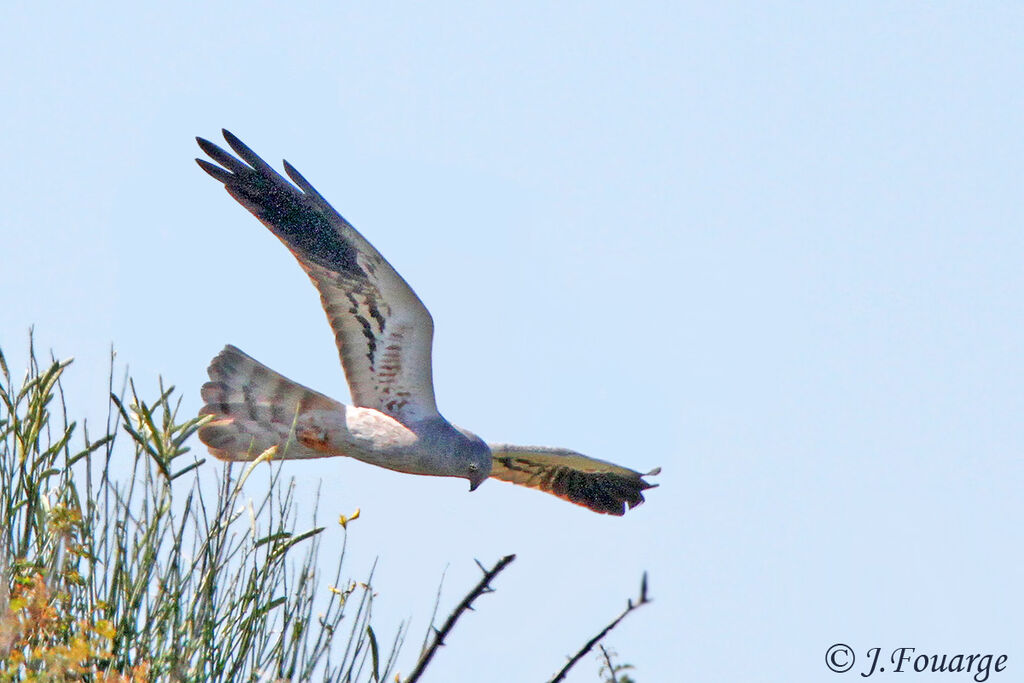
[0,339,396,681]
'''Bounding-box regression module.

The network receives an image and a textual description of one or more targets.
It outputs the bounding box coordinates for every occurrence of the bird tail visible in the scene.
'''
[198,345,343,461]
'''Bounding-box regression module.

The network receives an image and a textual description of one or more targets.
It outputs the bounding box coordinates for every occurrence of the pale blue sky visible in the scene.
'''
[2,3,1022,681]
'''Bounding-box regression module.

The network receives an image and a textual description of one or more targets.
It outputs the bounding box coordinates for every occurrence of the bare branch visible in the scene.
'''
[548,572,652,683]
[405,554,516,683]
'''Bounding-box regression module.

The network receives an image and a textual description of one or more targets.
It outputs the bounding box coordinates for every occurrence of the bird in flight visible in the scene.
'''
[195,130,659,515]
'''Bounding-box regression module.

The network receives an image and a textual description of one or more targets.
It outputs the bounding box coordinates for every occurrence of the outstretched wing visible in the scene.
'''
[196,130,438,425]
[488,444,660,516]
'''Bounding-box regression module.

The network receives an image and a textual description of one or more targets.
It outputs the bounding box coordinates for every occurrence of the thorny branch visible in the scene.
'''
[404,553,517,683]
[548,572,652,683]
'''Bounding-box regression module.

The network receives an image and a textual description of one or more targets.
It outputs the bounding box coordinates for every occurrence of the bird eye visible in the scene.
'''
[468,463,479,472]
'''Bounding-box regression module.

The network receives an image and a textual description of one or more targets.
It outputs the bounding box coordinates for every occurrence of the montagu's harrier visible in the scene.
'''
[195,130,659,515]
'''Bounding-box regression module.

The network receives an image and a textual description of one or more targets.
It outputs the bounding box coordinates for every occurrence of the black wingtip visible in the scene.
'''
[220,129,278,175]
[197,133,253,177]
[221,128,241,147]
[196,136,221,157]
[193,129,363,278]
[282,158,323,199]
[282,159,303,183]
[220,129,250,157]
[195,158,233,184]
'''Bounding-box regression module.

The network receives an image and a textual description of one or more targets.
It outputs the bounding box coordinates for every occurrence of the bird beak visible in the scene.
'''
[469,476,484,492]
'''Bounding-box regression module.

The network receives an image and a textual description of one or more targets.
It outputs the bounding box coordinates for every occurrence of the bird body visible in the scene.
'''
[196,130,658,515]
[200,345,490,489]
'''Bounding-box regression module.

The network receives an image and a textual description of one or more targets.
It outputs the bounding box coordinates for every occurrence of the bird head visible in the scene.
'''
[454,426,492,491]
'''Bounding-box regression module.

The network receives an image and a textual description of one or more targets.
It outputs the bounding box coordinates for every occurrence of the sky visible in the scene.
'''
[2,2,1023,681]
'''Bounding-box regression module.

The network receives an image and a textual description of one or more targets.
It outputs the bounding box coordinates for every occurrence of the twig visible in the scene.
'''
[420,565,449,656]
[404,554,516,683]
[599,644,617,683]
[548,572,652,683]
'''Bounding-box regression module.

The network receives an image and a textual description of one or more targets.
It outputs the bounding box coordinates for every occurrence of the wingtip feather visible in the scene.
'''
[196,135,225,159]
[220,129,276,175]
[196,158,233,184]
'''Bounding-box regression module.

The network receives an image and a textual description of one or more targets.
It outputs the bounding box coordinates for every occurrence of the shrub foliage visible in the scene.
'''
[0,341,399,681]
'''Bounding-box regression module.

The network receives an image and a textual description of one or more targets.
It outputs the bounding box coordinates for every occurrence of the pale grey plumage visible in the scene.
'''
[196,130,658,514]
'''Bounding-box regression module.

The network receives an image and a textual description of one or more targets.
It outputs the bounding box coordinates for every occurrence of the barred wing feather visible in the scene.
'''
[488,444,660,516]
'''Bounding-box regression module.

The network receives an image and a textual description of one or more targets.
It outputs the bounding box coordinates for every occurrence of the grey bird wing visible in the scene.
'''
[196,130,438,425]
[488,444,660,516]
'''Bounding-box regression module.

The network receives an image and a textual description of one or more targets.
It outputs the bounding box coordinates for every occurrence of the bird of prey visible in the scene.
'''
[195,130,660,515]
